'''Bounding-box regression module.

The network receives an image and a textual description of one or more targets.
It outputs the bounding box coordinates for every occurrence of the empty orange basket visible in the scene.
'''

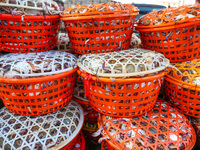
[136,5,200,62]
[0,14,60,53]
[61,3,139,54]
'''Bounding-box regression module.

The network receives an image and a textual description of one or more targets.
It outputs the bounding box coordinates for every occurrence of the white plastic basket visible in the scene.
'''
[0,100,84,150]
[77,48,170,78]
[0,50,77,78]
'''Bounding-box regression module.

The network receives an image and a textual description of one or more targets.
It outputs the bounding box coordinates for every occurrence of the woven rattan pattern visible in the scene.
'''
[0,100,84,150]
[0,50,77,78]
[78,49,169,77]
[99,100,196,150]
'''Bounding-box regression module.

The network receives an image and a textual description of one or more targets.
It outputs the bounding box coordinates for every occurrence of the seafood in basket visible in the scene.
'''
[74,76,98,124]
[165,58,200,118]
[61,2,139,54]
[136,4,200,62]
[0,0,61,53]
[53,33,73,53]
[0,50,78,115]
[97,99,196,150]
[77,48,169,117]
[0,0,61,15]
[0,100,84,150]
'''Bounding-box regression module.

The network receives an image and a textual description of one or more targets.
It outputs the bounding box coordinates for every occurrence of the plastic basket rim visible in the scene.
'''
[136,15,200,29]
[135,18,200,32]
[73,96,89,103]
[0,68,77,83]
[50,100,84,150]
[98,105,197,150]
[165,74,200,90]
[78,69,166,81]
[0,13,60,19]
[60,12,138,21]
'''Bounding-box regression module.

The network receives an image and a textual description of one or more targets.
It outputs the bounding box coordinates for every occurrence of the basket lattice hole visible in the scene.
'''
[190,27,195,32]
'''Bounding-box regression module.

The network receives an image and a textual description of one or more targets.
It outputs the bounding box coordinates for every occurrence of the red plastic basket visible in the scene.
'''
[136,5,200,62]
[61,3,139,54]
[0,14,60,53]
[78,69,165,117]
[65,132,85,150]
[0,68,77,115]
[98,99,196,150]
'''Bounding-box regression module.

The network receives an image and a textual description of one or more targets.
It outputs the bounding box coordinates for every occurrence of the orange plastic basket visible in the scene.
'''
[191,118,200,146]
[61,3,139,54]
[165,59,200,118]
[78,69,165,117]
[98,99,196,150]
[101,141,116,150]
[136,5,200,62]
[0,14,60,53]
[0,68,77,115]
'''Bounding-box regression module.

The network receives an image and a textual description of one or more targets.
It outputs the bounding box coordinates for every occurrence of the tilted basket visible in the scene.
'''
[0,0,61,53]
[74,77,98,124]
[165,59,200,118]
[77,48,169,117]
[61,3,139,54]
[53,33,73,53]
[136,5,200,62]
[0,100,84,150]
[98,99,196,150]
[0,50,77,115]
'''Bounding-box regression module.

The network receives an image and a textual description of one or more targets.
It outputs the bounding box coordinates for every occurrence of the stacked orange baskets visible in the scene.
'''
[77,49,169,117]
[0,0,85,149]
[135,4,200,149]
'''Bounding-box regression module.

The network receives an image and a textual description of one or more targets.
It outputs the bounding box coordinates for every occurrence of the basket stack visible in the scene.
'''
[73,76,100,144]
[0,0,85,149]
